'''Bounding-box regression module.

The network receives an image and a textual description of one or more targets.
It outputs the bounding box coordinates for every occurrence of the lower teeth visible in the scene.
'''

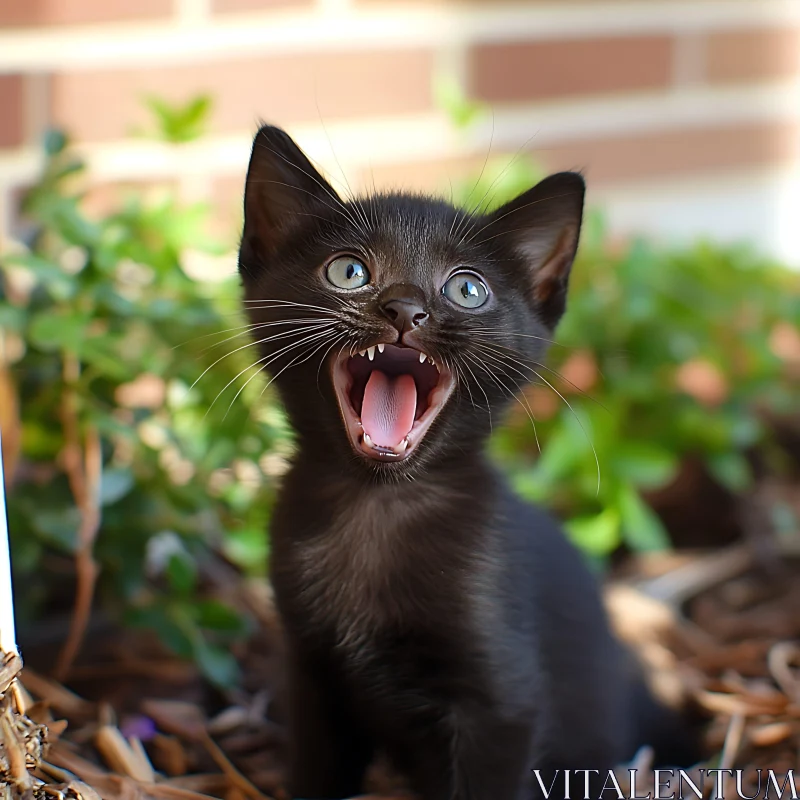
[362,432,410,455]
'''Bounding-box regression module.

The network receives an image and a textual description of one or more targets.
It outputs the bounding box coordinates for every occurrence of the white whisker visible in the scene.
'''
[464,351,541,453]
[451,112,495,243]
[202,317,337,354]
[473,338,604,410]
[207,326,338,418]
[191,321,335,394]
[456,131,541,245]
[247,331,345,419]
[534,368,599,494]
[470,329,563,347]
[468,346,541,453]
[241,298,339,313]
[458,355,493,432]
[474,344,601,496]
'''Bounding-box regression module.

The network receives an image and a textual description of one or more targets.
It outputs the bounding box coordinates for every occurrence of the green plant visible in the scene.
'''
[0,106,290,685]
[141,94,214,143]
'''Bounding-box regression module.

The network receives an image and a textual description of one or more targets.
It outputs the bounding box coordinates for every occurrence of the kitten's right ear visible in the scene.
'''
[486,171,585,329]
[241,125,340,265]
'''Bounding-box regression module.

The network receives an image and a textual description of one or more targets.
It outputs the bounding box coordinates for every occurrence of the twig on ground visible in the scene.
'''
[768,642,800,704]
[20,668,95,719]
[639,546,753,608]
[140,700,273,800]
[94,726,156,784]
[719,712,746,770]
[708,712,747,800]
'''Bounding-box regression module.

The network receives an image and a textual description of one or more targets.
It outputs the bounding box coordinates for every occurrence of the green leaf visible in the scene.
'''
[565,508,621,557]
[433,75,486,130]
[28,309,91,353]
[0,304,27,331]
[192,638,240,688]
[617,486,671,552]
[32,507,81,552]
[534,424,586,482]
[100,468,135,506]
[706,452,753,493]
[126,604,194,659]
[53,158,85,181]
[41,196,101,246]
[729,414,762,448]
[770,502,799,540]
[3,253,76,298]
[194,599,248,634]
[166,552,197,596]
[183,96,213,129]
[143,94,213,143]
[223,526,268,574]
[81,337,134,379]
[610,443,679,489]
[44,129,68,156]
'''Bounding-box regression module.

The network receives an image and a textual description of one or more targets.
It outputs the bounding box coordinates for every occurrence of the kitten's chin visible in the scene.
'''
[331,343,455,464]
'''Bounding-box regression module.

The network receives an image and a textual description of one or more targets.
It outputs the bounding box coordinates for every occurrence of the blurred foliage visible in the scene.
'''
[447,116,800,558]
[434,75,485,130]
[141,95,214,143]
[0,101,290,686]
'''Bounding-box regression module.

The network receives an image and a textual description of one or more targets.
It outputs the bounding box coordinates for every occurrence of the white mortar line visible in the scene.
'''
[594,162,797,206]
[317,0,352,12]
[0,149,43,186]
[469,80,800,150]
[0,191,6,249]
[175,0,212,26]
[0,0,798,73]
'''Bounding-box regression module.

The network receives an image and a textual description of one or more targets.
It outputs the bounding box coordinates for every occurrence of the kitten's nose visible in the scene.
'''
[381,299,429,333]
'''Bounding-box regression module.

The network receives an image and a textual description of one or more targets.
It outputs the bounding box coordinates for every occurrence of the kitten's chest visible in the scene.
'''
[275,488,475,649]
[294,514,429,646]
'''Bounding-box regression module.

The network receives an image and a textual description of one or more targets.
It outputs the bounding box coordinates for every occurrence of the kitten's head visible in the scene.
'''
[238,125,584,476]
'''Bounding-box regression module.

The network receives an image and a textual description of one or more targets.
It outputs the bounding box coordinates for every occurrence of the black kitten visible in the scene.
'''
[238,125,693,800]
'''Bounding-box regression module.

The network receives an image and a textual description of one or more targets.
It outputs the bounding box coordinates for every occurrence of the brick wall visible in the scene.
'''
[1,0,799,262]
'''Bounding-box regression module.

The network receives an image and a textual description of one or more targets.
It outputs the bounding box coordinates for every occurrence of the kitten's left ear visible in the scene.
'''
[487,172,585,328]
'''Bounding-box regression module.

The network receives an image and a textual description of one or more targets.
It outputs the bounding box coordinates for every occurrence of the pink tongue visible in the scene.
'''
[361,371,417,448]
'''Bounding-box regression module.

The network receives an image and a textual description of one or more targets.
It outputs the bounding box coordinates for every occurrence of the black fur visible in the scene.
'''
[238,125,695,800]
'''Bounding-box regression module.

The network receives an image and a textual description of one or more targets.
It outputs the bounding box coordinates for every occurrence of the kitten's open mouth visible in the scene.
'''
[332,343,455,462]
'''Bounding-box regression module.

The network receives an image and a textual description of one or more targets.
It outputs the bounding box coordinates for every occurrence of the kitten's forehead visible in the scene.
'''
[351,193,468,284]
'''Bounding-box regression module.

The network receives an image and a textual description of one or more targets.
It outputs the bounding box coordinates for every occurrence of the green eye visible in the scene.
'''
[443,271,489,309]
[326,256,370,289]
